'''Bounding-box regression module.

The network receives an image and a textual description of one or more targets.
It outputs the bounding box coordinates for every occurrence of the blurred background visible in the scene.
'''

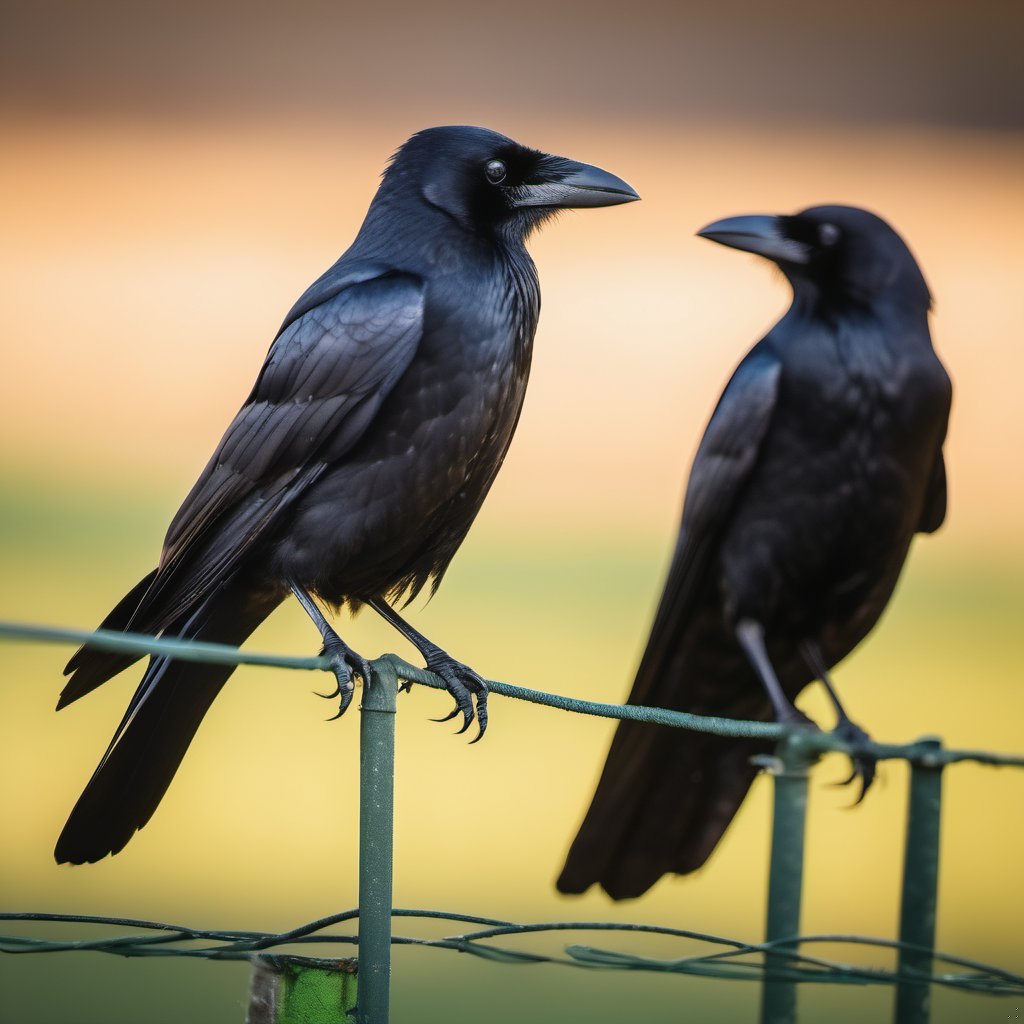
[2,1,1022,1021]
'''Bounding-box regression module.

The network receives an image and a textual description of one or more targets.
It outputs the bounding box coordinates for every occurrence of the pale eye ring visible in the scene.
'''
[818,223,841,246]
[484,159,507,184]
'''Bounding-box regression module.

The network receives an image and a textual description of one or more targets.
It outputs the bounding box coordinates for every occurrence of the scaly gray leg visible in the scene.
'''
[801,639,876,801]
[290,582,370,721]
[368,597,488,741]
[735,618,812,727]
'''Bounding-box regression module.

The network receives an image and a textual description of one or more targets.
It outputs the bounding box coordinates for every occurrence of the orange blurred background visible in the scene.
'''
[2,2,1023,1021]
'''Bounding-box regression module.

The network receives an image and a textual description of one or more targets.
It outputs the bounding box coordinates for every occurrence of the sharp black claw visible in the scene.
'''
[323,678,354,721]
[338,682,355,716]
[422,654,489,741]
[467,687,489,743]
[455,706,474,735]
[829,718,877,804]
[316,636,367,722]
[469,700,488,744]
[830,766,859,788]
[831,762,874,804]
[850,774,871,806]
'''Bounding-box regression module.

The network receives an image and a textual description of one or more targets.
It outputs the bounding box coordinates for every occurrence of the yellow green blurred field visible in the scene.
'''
[2,470,1023,1022]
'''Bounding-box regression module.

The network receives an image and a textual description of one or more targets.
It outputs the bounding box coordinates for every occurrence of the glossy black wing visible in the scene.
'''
[629,348,782,706]
[917,451,947,535]
[557,348,783,897]
[62,265,424,703]
[156,267,425,615]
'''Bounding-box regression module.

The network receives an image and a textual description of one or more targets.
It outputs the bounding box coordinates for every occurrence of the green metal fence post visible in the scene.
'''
[357,659,398,1024]
[759,733,816,1024]
[894,737,944,1024]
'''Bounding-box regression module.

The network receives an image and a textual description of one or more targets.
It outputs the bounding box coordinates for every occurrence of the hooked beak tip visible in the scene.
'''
[512,159,639,210]
[697,214,810,265]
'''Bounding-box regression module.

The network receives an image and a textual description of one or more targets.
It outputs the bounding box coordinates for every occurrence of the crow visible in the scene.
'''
[55,125,638,865]
[558,205,951,900]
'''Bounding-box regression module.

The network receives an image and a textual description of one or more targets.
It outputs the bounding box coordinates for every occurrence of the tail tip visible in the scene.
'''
[555,869,590,896]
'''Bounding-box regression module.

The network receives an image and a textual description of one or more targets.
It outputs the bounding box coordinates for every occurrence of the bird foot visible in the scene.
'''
[427,653,489,742]
[829,718,876,804]
[315,636,372,721]
[778,706,819,731]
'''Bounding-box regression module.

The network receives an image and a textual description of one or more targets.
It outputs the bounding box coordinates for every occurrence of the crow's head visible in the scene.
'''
[698,205,931,309]
[381,125,638,240]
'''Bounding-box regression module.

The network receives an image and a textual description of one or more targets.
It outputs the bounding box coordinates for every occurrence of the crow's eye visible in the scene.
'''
[484,159,507,184]
[818,223,841,247]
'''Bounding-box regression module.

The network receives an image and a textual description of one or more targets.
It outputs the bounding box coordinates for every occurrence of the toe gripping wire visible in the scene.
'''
[289,582,365,720]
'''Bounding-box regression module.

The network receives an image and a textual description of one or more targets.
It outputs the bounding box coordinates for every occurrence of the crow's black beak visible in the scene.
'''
[698,215,811,265]
[511,158,639,210]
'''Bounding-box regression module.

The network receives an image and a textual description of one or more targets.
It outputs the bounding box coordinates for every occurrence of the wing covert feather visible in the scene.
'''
[137,268,425,624]
[628,350,782,706]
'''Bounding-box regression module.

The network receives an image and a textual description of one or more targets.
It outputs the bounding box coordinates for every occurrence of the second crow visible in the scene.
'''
[558,205,951,900]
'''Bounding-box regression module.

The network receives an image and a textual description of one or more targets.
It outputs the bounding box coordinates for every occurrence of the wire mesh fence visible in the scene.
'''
[2,620,1023,1024]
[3,909,1023,990]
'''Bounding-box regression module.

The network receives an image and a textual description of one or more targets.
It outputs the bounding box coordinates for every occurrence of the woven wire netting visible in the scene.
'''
[2,620,1023,998]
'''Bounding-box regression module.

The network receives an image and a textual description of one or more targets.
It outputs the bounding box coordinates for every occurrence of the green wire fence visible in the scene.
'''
[2,620,1023,1024]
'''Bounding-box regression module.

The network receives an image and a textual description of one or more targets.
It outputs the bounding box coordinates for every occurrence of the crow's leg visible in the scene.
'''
[800,640,866,733]
[290,582,370,721]
[801,640,876,801]
[735,618,814,728]
[368,598,488,741]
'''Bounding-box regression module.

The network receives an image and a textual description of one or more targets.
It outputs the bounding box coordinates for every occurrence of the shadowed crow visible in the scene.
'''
[558,205,950,899]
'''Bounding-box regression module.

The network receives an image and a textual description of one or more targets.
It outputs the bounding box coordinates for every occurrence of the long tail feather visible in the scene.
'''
[54,582,280,864]
[557,606,773,899]
[59,570,160,709]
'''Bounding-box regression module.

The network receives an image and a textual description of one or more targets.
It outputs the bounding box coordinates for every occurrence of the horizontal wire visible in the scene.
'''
[4,618,1024,765]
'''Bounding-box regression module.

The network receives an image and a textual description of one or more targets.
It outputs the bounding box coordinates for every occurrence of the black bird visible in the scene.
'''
[558,205,951,900]
[55,125,638,865]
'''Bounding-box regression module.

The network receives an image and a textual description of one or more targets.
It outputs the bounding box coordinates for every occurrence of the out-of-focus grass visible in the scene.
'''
[1,474,1023,1022]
